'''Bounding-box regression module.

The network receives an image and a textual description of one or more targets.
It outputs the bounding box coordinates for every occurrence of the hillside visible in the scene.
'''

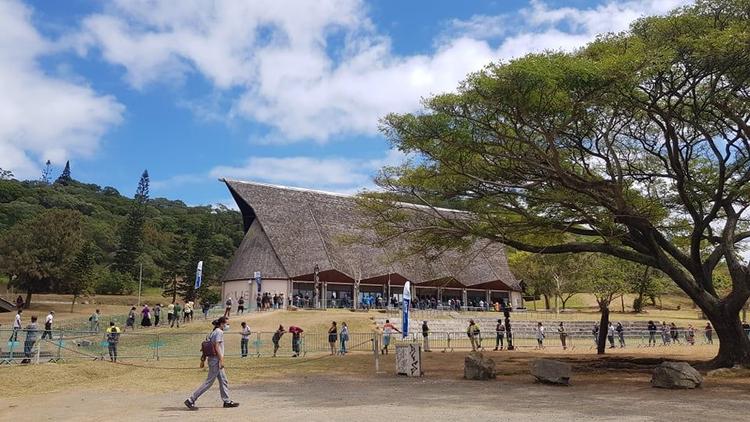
[0,172,243,304]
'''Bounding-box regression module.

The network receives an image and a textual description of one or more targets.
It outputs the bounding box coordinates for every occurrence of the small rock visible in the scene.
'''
[530,359,571,385]
[77,340,91,347]
[464,352,496,380]
[651,361,703,389]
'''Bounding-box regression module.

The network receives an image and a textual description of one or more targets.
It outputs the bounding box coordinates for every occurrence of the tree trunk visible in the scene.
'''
[543,294,550,310]
[706,305,750,368]
[597,306,609,355]
[25,289,32,308]
[70,295,77,313]
[620,295,625,313]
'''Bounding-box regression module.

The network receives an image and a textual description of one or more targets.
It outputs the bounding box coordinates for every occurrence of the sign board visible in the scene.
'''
[395,343,422,377]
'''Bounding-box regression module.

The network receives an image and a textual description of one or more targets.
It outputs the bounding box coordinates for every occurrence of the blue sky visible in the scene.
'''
[0,0,690,206]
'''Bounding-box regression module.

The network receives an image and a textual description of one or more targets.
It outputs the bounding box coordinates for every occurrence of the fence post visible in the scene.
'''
[156,333,161,361]
[373,332,379,373]
[255,332,261,357]
[35,337,41,364]
[55,331,64,362]
[9,333,15,363]
[447,332,451,352]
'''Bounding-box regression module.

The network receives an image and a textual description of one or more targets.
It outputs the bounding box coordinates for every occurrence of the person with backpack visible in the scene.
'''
[289,326,304,357]
[185,317,239,410]
[224,297,232,318]
[272,325,286,357]
[616,322,625,348]
[240,322,251,358]
[106,321,121,362]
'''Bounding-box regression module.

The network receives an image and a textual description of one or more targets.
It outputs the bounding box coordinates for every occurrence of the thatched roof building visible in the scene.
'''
[221,179,521,310]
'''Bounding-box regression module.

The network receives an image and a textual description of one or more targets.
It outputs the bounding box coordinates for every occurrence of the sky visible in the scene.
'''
[0,0,692,206]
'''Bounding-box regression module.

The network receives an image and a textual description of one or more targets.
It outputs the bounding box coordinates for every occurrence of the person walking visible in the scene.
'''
[140,304,152,327]
[224,297,233,318]
[327,321,338,355]
[647,320,657,346]
[686,324,696,345]
[184,317,239,410]
[660,321,670,345]
[237,297,245,315]
[22,316,39,364]
[381,319,400,355]
[616,322,625,348]
[90,309,101,333]
[106,321,121,362]
[704,322,713,344]
[272,325,285,357]
[289,326,304,357]
[557,322,567,350]
[607,322,615,349]
[670,323,680,344]
[42,311,54,340]
[172,302,182,328]
[9,310,22,343]
[422,321,431,352]
[494,319,506,351]
[240,322,251,358]
[167,302,175,326]
[126,307,136,331]
[202,301,211,319]
[339,322,349,355]
[15,295,24,311]
[154,304,162,327]
[185,301,195,323]
[535,322,545,350]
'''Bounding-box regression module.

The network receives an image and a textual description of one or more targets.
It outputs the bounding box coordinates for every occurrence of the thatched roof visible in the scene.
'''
[221,180,520,291]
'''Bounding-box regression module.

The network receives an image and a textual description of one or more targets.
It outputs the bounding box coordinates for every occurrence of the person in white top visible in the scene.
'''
[536,322,545,349]
[240,322,251,358]
[10,309,22,342]
[42,311,55,340]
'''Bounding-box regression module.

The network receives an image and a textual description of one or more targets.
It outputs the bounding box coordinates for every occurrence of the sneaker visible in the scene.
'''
[223,401,240,408]
[184,399,197,410]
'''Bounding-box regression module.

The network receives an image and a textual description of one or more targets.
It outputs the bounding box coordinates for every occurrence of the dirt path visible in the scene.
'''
[2,373,748,422]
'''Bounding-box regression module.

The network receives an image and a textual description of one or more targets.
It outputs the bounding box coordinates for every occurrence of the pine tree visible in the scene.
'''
[41,160,52,184]
[65,242,96,312]
[112,170,150,276]
[161,234,188,303]
[55,161,72,185]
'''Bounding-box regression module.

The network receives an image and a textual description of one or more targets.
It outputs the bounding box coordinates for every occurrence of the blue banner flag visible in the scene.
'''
[402,281,411,338]
[194,261,203,289]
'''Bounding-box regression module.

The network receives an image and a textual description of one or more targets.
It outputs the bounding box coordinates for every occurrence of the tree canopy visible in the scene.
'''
[363,0,750,367]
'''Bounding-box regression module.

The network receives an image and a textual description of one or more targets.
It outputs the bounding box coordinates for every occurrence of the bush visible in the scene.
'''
[633,297,644,313]
[95,269,136,295]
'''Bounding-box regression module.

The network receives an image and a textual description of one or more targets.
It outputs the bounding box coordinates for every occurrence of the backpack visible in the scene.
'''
[201,332,216,358]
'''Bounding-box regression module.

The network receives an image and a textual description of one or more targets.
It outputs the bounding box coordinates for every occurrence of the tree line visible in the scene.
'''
[0,163,242,308]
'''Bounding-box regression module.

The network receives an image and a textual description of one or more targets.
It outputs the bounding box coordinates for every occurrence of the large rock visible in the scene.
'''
[530,359,572,385]
[651,361,703,389]
[464,352,496,380]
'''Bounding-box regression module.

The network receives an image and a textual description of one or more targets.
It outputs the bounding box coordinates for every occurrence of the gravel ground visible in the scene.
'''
[2,372,748,422]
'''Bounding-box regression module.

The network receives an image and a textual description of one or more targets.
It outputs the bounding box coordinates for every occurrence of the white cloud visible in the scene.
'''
[0,0,124,178]
[74,0,691,147]
[205,148,407,194]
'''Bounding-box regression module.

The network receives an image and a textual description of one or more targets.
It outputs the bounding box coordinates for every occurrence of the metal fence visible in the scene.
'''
[0,328,724,365]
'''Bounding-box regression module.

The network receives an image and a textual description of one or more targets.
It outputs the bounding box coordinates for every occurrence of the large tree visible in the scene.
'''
[364,0,750,367]
[0,209,84,306]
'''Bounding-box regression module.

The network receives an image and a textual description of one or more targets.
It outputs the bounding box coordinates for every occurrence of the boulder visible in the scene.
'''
[464,352,496,380]
[530,359,571,385]
[651,361,703,389]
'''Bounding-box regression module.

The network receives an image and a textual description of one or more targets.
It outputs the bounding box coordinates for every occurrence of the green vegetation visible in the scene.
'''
[363,0,750,367]
[0,164,242,306]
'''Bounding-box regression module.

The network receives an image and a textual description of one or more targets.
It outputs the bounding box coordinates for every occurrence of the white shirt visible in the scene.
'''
[45,313,54,325]
[14,313,21,329]
[241,326,251,340]
[536,326,545,340]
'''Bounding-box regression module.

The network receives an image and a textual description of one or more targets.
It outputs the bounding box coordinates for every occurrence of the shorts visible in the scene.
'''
[383,336,391,346]
[328,334,337,343]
